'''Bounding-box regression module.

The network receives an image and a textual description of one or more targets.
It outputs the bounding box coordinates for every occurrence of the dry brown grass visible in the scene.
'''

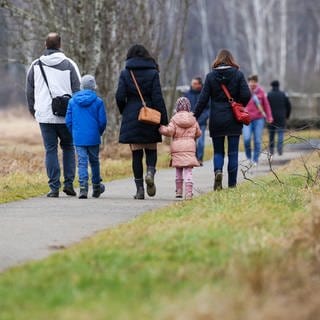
[0,148,44,175]
[0,109,42,146]
[0,111,171,174]
[0,110,44,175]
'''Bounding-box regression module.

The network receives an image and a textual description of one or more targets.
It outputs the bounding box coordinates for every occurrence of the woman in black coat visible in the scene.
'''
[194,49,251,190]
[116,45,168,199]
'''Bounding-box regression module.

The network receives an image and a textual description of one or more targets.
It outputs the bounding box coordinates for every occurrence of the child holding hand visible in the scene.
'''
[159,97,201,200]
[66,75,107,199]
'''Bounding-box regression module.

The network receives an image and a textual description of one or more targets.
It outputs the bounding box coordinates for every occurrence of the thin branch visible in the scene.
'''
[266,151,284,184]
[240,167,266,190]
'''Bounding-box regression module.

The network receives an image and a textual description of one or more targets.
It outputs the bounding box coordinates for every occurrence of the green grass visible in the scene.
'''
[0,156,318,319]
[0,173,49,203]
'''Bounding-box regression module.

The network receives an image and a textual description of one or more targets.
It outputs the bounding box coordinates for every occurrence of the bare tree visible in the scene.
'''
[2,0,320,119]
[279,0,287,87]
[1,0,190,142]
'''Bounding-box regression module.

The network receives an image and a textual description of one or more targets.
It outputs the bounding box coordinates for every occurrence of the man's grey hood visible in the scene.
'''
[39,52,67,66]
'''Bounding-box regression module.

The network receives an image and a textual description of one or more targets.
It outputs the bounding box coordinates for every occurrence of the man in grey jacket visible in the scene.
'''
[26,32,81,197]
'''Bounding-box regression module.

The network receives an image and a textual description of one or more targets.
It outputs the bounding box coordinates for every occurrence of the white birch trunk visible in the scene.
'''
[279,0,287,87]
[198,0,214,73]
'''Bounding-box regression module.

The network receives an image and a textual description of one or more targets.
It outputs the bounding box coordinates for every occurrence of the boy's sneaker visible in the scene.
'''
[79,187,88,199]
[92,183,105,198]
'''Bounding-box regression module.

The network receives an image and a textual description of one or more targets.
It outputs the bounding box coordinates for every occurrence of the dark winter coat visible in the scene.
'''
[184,88,209,126]
[194,65,251,137]
[115,57,168,144]
[267,88,291,129]
[66,90,107,146]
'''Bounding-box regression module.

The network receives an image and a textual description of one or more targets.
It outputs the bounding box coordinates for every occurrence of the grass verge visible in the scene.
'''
[0,144,173,204]
[0,153,320,319]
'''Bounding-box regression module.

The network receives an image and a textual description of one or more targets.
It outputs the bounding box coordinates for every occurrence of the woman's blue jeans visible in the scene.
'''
[212,135,240,188]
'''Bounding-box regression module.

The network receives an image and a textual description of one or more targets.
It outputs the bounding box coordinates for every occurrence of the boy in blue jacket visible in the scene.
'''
[66,75,107,199]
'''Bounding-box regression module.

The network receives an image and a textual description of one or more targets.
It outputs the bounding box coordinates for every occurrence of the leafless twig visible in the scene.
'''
[266,151,284,184]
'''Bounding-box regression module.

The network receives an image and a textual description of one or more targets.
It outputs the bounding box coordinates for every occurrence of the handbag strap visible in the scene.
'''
[130,70,147,107]
[221,84,234,102]
[38,60,53,98]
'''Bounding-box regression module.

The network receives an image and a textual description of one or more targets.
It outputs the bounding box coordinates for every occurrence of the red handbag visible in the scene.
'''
[221,84,251,125]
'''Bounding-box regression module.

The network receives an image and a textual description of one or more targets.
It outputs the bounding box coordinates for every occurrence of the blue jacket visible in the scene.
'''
[184,88,209,126]
[115,57,168,144]
[66,90,107,146]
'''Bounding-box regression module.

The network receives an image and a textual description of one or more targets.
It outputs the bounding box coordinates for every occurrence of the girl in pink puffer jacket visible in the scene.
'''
[159,97,201,200]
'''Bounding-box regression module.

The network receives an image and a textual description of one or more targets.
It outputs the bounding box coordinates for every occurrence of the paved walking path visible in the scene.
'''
[0,143,317,272]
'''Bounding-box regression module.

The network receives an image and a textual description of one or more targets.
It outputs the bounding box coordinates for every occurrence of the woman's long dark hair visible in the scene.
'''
[126,44,159,71]
[126,44,152,60]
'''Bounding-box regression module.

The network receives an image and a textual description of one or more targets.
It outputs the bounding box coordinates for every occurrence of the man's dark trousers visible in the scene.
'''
[39,123,75,192]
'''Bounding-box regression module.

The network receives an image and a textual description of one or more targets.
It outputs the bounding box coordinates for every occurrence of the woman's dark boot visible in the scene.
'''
[145,167,156,197]
[214,170,223,191]
[134,179,145,200]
